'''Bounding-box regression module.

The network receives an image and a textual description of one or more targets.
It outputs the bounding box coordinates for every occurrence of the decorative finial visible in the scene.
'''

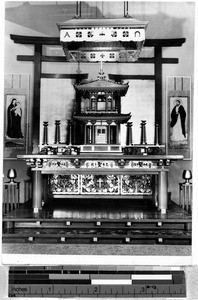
[97,60,106,80]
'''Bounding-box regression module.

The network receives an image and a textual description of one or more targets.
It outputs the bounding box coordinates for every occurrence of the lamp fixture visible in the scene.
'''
[182,170,192,184]
[7,169,17,183]
[57,2,148,63]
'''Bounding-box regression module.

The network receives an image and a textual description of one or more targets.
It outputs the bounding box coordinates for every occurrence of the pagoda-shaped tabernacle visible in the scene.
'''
[73,68,130,152]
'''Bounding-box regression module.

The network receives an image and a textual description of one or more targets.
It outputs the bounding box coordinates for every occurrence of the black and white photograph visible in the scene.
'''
[1,1,196,262]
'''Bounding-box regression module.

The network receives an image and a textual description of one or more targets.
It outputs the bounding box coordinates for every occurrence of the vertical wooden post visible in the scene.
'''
[110,126,114,144]
[108,123,111,144]
[32,44,42,153]
[86,124,92,144]
[117,124,120,144]
[154,46,162,145]
[158,170,168,213]
[88,125,92,144]
[32,171,42,213]
[84,123,87,144]
[92,123,95,144]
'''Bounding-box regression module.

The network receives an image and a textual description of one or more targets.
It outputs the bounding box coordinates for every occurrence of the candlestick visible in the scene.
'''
[126,122,133,145]
[54,120,61,144]
[140,120,147,145]
[154,121,159,145]
[42,121,48,145]
[67,120,73,146]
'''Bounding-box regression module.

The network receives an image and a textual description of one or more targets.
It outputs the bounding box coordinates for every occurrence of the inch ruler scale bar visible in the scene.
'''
[9,266,186,298]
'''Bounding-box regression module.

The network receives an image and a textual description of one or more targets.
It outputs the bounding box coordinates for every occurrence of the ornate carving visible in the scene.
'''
[81,174,119,194]
[42,159,75,169]
[128,161,156,169]
[48,173,154,196]
[122,145,165,155]
[73,158,81,168]
[50,174,79,194]
[28,158,159,170]
[118,159,126,168]
[82,160,117,168]
[27,158,43,168]
[121,175,152,194]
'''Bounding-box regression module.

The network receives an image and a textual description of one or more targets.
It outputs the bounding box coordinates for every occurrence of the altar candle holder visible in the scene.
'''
[126,122,133,145]
[183,170,192,183]
[179,170,192,214]
[54,120,61,144]
[4,169,20,214]
[140,120,147,145]
[154,121,159,145]
[42,121,48,145]
[67,120,73,146]
[7,168,17,183]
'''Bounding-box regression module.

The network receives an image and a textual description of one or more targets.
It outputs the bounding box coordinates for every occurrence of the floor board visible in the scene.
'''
[3,198,191,221]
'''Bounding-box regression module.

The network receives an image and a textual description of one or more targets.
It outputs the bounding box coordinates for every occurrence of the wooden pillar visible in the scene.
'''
[108,123,111,144]
[89,97,92,111]
[110,126,114,144]
[81,123,85,145]
[32,171,42,213]
[158,170,168,213]
[84,123,87,144]
[117,124,120,144]
[89,126,92,144]
[105,96,108,112]
[92,123,95,144]
[112,98,116,111]
[86,124,92,144]
[32,44,42,153]
[154,46,162,145]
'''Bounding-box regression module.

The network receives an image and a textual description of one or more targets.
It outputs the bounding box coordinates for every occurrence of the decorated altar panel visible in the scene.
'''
[40,79,75,145]
[49,174,153,196]
[121,80,155,145]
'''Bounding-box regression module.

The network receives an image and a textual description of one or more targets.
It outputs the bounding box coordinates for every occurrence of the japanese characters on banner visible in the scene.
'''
[60,27,145,42]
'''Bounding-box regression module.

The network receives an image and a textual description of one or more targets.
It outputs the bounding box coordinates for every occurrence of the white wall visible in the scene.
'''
[40,79,75,145]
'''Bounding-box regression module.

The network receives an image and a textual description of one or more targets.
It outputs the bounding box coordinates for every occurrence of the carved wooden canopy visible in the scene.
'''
[73,113,131,124]
[74,78,129,96]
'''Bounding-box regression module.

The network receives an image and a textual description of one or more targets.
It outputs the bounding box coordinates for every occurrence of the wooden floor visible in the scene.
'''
[3,197,191,220]
[2,198,192,245]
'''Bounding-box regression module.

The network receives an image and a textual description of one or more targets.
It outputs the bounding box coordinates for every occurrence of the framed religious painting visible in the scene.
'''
[166,76,191,159]
[4,94,27,152]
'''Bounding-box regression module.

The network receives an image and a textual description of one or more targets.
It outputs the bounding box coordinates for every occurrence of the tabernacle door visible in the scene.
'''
[95,126,107,144]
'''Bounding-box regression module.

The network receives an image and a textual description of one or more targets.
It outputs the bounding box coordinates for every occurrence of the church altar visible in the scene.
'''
[18,153,183,214]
